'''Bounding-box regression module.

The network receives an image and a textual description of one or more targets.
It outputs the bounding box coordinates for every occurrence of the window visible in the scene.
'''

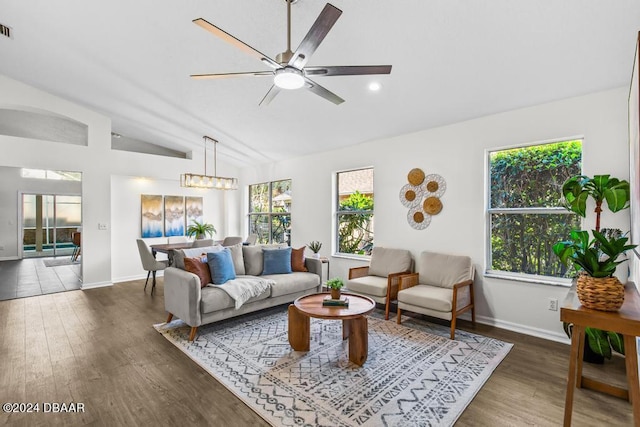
[487,139,582,280]
[21,168,81,181]
[248,179,291,245]
[336,168,374,256]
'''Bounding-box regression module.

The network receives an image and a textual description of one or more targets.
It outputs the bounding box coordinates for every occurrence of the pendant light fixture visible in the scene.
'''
[180,136,238,190]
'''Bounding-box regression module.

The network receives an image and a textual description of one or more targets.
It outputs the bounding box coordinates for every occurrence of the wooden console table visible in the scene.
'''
[561,282,640,426]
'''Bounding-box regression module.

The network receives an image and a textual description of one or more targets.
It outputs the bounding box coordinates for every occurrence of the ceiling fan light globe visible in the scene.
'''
[274,67,305,90]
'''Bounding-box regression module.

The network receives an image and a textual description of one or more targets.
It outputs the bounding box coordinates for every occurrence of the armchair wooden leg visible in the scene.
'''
[471,305,476,326]
[397,308,402,324]
[166,313,173,323]
[384,300,390,320]
[188,326,198,341]
[450,315,457,340]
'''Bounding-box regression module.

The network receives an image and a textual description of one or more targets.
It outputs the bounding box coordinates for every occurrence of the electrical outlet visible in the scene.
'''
[0,245,4,251]
[548,297,558,311]
[98,223,108,230]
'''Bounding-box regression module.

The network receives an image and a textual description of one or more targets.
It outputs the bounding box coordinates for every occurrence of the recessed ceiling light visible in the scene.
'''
[368,82,381,92]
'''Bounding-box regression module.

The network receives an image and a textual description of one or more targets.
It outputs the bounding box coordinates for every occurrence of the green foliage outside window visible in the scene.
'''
[338,191,374,255]
[489,140,582,278]
[249,180,291,244]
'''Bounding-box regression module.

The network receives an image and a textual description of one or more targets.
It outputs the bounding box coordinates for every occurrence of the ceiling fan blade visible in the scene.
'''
[304,65,392,77]
[288,4,342,69]
[303,77,344,105]
[259,85,281,106]
[193,18,281,69]
[191,71,274,80]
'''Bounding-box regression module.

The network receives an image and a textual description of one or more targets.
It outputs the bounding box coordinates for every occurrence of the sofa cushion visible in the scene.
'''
[263,272,320,298]
[184,256,211,288]
[397,284,452,312]
[291,246,308,272]
[174,245,222,270]
[418,251,473,288]
[368,247,412,277]
[226,243,245,275]
[262,247,292,275]
[200,280,271,313]
[207,249,236,285]
[346,275,389,298]
[242,244,288,276]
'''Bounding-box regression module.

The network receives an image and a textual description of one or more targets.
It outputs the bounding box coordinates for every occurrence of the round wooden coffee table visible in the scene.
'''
[288,292,376,366]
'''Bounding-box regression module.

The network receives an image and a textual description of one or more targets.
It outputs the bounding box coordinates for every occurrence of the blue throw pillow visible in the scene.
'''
[262,247,293,275]
[207,248,236,285]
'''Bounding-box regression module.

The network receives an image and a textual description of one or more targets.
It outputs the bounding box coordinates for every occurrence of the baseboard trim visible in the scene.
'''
[112,271,163,284]
[0,256,19,261]
[81,281,113,290]
[475,314,569,344]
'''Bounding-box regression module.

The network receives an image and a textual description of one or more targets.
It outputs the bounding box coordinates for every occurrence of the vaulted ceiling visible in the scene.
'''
[2,1,639,166]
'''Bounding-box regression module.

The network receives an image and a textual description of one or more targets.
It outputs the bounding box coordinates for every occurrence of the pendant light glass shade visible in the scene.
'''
[180,136,238,190]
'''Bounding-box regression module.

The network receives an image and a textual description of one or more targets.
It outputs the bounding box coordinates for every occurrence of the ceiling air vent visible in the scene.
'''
[0,23,12,39]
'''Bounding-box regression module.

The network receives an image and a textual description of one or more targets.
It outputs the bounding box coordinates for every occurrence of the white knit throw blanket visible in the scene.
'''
[213,275,274,309]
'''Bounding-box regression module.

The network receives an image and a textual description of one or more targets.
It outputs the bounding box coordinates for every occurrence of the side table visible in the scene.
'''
[561,281,640,426]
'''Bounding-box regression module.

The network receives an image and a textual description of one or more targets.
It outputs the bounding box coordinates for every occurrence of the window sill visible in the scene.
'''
[484,271,572,287]
[331,253,371,262]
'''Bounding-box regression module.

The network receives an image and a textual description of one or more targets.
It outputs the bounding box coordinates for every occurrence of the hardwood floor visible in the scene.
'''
[0,278,634,426]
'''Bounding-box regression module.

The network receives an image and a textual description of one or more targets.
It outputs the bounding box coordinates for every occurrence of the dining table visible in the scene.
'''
[149,242,196,265]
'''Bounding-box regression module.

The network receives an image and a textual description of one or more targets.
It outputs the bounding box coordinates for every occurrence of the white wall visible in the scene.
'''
[238,87,631,342]
[110,175,226,282]
[0,74,240,287]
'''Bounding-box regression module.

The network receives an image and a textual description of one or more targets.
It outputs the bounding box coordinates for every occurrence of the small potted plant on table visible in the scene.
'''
[326,277,344,300]
[308,241,322,258]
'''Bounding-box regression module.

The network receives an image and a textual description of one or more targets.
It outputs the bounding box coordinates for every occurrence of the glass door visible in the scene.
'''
[22,194,82,258]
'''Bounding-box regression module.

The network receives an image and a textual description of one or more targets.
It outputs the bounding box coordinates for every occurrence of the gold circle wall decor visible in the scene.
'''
[423,196,443,215]
[399,183,424,208]
[407,205,431,230]
[400,170,446,230]
[407,168,425,186]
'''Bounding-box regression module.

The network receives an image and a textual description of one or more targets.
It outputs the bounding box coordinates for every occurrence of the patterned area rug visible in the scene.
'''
[155,307,512,427]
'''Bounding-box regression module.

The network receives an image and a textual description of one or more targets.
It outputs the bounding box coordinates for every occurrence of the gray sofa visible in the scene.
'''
[164,244,322,341]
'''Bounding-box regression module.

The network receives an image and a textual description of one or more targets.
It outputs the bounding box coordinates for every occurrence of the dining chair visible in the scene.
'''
[192,239,214,248]
[71,231,81,261]
[136,239,169,293]
[168,236,189,244]
[222,236,243,246]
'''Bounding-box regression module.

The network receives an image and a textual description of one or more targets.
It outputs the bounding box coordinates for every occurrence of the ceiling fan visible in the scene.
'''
[191,1,392,106]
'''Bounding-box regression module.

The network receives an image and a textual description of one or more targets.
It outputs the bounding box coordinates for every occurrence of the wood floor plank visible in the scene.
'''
[0,277,635,426]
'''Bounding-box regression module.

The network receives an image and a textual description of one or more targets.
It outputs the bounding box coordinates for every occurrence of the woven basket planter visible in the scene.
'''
[576,274,624,311]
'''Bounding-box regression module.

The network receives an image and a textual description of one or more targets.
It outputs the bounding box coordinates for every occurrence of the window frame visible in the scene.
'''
[334,167,374,259]
[248,179,292,245]
[484,137,583,286]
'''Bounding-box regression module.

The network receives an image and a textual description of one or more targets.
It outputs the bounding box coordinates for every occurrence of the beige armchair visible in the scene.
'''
[396,251,475,339]
[346,247,413,320]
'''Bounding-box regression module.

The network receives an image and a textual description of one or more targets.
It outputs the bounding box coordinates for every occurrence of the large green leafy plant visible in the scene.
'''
[553,174,635,359]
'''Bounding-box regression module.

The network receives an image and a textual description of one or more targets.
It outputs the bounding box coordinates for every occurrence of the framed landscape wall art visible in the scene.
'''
[629,32,640,280]
[164,196,185,237]
[185,196,204,229]
[141,194,163,238]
